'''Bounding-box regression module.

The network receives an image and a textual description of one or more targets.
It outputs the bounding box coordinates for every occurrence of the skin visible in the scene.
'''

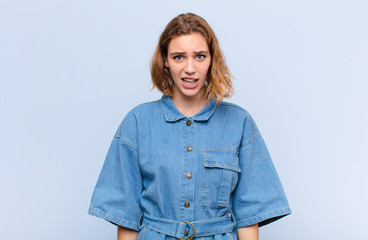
[165,33,211,117]
[118,33,259,240]
[238,223,259,240]
[117,226,137,240]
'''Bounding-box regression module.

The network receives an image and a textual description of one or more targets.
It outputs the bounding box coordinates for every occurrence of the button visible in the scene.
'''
[184,201,190,208]
[186,172,192,179]
[184,230,189,236]
[187,145,192,152]
[186,120,191,126]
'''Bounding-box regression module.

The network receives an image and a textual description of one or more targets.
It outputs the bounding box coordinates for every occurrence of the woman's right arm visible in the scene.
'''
[117,226,138,240]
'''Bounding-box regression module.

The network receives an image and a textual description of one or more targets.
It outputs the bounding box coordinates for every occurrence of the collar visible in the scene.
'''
[160,95,217,122]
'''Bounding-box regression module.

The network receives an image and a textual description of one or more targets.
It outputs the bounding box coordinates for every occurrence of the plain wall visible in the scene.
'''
[1,0,367,239]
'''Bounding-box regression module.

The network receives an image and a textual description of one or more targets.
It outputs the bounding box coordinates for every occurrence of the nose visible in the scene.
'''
[184,59,195,74]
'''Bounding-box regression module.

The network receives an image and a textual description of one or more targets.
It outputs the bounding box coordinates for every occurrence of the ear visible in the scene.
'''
[164,58,169,68]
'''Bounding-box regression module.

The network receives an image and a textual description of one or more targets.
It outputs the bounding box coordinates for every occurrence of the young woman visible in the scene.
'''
[88,13,291,240]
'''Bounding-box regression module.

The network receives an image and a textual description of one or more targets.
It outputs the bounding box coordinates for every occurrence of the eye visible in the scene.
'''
[196,54,206,60]
[173,55,183,61]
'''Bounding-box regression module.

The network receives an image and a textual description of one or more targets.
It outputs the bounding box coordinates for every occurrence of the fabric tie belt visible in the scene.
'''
[141,213,236,240]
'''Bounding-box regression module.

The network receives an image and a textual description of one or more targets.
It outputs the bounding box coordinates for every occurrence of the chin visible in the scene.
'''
[182,90,205,98]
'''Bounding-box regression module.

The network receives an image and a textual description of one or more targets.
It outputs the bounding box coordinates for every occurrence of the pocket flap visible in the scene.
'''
[203,148,241,172]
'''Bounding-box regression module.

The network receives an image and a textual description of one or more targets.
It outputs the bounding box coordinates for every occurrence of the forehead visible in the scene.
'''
[168,33,209,52]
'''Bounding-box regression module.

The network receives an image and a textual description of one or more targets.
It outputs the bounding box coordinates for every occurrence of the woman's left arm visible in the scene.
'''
[237,223,259,240]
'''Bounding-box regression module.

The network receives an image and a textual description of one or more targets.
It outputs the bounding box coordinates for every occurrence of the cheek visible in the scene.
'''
[170,63,184,73]
[168,66,181,78]
[200,64,211,75]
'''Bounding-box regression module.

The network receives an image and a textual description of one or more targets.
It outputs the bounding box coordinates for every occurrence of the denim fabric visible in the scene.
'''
[88,95,291,239]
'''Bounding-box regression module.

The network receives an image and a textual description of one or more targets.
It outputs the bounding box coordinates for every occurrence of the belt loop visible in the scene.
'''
[142,213,235,238]
[138,211,144,230]
[229,210,236,223]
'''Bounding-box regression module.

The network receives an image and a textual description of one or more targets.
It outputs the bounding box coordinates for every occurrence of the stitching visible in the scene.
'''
[89,208,139,227]
[204,101,217,120]
[201,148,240,207]
[203,149,241,172]
[217,167,225,204]
[114,123,123,138]
[160,98,169,121]
[239,135,261,149]
[160,96,185,122]
[203,148,239,153]
[138,227,146,240]
[192,215,231,223]
[192,117,197,209]
[249,114,261,136]
[203,165,241,172]
[119,137,138,151]
[236,207,291,225]
[179,120,184,222]
[201,202,228,207]
[201,148,207,205]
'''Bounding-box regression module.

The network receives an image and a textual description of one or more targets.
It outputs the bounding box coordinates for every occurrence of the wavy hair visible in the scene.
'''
[150,13,234,103]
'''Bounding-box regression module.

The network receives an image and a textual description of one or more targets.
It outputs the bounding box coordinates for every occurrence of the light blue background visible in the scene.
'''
[1,0,367,239]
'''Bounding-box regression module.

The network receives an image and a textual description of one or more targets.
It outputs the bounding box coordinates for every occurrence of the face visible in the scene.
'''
[165,33,211,102]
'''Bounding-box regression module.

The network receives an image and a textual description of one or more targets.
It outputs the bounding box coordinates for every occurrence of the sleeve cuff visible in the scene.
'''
[235,207,291,228]
[88,207,140,231]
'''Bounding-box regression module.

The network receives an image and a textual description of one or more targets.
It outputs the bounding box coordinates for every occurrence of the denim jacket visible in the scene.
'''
[88,95,291,240]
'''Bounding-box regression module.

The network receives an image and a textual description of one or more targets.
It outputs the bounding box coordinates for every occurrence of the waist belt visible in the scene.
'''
[141,213,236,240]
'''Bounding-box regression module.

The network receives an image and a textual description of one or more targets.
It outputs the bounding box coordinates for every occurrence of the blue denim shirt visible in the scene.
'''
[88,95,291,239]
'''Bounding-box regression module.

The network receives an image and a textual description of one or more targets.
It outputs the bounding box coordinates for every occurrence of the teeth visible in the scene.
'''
[182,78,196,83]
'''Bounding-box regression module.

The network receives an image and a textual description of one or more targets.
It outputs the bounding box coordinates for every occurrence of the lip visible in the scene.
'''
[181,77,199,88]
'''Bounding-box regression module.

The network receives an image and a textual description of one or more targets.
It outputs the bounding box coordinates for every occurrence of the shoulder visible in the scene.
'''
[127,99,162,116]
[115,98,161,138]
[217,101,261,139]
[119,98,162,124]
[216,100,253,120]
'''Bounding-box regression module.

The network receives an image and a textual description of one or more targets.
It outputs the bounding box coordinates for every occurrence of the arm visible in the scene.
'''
[237,223,259,240]
[117,226,138,240]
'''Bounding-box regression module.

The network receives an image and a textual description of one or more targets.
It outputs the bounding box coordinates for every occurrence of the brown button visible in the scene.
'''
[184,230,189,236]
[184,201,190,208]
[186,172,192,179]
[186,120,191,126]
[187,145,192,152]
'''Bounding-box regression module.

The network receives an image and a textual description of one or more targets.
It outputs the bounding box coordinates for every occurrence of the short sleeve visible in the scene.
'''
[232,112,291,228]
[88,112,143,231]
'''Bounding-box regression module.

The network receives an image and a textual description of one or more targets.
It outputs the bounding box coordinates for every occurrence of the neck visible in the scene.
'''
[171,90,207,117]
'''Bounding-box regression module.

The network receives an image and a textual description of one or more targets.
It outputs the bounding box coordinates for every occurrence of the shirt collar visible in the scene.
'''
[160,95,217,122]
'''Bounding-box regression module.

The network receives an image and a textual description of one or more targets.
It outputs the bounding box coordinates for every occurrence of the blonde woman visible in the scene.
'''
[89,13,291,240]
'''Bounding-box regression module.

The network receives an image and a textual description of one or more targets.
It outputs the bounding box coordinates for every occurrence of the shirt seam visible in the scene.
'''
[88,207,140,230]
[235,207,291,228]
[239,134,261,149]
[118,137,138,151]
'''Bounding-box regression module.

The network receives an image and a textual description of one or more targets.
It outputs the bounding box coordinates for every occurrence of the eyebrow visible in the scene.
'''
[169,52,186,56]
[194,51,209,54]
[169,50,209,56]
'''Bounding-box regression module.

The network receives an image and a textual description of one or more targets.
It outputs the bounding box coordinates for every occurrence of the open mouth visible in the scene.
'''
[181,78,198,84]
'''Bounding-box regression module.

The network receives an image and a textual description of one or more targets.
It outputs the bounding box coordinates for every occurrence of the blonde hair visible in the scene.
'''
[150,13,234,103]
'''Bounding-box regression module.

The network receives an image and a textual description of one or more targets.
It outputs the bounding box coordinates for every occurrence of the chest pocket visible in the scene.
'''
[201,148,241,207]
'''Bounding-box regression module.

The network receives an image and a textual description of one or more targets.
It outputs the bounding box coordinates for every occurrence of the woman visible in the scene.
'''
[88,13,291,240]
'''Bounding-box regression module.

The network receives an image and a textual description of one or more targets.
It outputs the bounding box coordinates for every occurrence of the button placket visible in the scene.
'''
[180,118,195,222]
